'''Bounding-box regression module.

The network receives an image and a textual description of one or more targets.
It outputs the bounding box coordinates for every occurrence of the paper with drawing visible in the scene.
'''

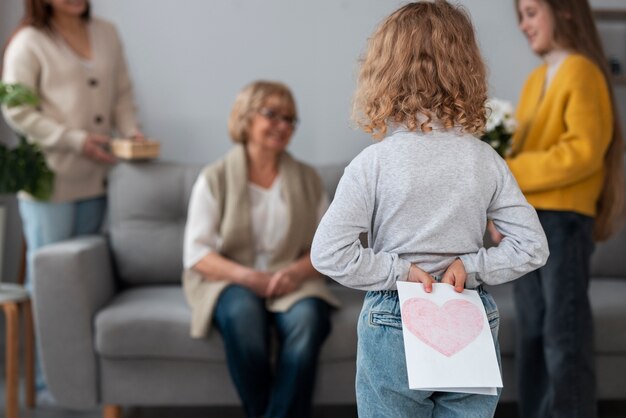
[396,282,503,395]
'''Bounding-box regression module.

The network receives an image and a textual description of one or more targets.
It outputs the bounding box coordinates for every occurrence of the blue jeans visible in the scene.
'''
[19,196,107,289]
[356,286,501,418]
[18,196,107,391]
[213,285,331,418]
[514,210,596,418]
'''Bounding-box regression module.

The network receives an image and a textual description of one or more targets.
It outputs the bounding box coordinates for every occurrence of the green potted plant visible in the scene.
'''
[0,82,54,200]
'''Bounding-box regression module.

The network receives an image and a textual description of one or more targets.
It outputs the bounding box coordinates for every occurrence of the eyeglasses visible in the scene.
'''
[258,108,299,128]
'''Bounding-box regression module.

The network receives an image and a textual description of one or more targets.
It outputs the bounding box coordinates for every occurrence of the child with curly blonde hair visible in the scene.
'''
[311,2,549,417]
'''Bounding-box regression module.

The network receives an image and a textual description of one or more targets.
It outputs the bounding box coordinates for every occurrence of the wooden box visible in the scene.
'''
[111,139,160,160]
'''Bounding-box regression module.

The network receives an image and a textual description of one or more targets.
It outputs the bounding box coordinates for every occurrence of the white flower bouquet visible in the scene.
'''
[481,98,516,157]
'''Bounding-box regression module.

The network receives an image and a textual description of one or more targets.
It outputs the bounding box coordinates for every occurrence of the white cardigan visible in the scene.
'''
[1,18,140,202]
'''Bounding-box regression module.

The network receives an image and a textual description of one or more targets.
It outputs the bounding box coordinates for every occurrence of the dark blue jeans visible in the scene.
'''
[213,285,331,418]
[514,210,596,418]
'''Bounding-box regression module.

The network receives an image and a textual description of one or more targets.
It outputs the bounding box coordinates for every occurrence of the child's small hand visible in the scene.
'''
[442,258,467,293]
[407,264,435,293]
[487,220,504,245]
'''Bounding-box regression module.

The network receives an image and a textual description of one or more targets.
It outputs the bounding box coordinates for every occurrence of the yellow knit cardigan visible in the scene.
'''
[506,54,613,217]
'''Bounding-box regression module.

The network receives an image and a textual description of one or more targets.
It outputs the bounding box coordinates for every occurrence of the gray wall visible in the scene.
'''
[92,0,537,165]
[1,0,625,281]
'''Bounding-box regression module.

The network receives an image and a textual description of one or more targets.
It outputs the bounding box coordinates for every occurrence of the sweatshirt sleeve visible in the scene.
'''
[311,155,412,291]
[506,64,613,193]
[110,26,140,138]
[1,30,87,152]
[460,155,549,287]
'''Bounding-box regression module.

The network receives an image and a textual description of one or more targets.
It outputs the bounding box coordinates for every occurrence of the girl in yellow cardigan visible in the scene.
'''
[499,0,625,417]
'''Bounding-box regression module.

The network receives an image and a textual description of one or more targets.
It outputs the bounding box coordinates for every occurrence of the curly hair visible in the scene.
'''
[353,0,488,138]
[228,80,297,143]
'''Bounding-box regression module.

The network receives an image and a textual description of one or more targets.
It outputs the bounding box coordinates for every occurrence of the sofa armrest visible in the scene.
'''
[33,235,116,409]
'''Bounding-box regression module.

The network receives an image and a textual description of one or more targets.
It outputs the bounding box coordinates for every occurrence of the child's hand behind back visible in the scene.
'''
[442,259,467,293]
[407,264,435,293]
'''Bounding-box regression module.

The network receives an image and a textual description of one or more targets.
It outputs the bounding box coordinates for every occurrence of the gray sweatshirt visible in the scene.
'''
[311,127,549,290]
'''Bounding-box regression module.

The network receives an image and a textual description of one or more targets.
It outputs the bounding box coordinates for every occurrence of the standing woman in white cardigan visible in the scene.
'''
[1,0,142,286]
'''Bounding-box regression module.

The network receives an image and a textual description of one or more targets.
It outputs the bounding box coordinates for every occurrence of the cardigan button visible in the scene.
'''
[94,115,104,124]
[88,78,98,87]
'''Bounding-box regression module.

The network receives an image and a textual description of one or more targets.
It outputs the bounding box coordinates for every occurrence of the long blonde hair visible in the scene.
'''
[516,0,625,241]
[353,0,488,138]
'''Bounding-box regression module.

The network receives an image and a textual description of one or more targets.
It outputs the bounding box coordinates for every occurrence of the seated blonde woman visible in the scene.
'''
[182,80,339,418]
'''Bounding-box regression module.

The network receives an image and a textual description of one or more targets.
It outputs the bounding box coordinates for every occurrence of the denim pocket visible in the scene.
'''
[487,309,500,330]
[478,287,500,331]
[369,311,403,329]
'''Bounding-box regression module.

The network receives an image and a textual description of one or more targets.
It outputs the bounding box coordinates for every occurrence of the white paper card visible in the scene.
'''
[396,282,503,395]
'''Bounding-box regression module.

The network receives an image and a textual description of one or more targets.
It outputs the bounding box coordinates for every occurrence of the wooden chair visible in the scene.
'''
[1,237,35,418]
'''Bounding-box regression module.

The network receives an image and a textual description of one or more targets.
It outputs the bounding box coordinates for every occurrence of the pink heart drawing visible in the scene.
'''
[401,298,484,357]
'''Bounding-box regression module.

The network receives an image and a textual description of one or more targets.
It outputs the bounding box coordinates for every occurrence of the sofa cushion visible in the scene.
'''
[107,161,348,286]
[488,278,626,356]
[95,284,362,363]
[591,224,626,279]
[95,286,224,361]
[108,162,202,285]
[316,162,347,200]
[589,279,626,354]
[590,163,626,279]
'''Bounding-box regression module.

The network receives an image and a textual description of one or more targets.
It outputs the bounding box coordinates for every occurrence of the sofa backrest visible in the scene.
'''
[589,159,626,279]
[591,224,626,279]
[107,160,349,285]
[107,158,626,286]
[108,161,203,285]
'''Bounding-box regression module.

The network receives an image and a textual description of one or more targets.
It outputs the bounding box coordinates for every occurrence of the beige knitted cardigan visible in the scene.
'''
[1,18,140,202]
[183,145,339,338]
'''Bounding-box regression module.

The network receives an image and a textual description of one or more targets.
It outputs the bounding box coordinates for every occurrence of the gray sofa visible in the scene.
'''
[33,159,626,415]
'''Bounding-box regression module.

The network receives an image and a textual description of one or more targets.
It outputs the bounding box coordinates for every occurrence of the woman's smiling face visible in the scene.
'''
[247,95,297,153]
[518,0,557,55]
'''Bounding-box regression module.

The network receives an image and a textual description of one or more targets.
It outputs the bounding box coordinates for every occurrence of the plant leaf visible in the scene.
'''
[0,83,53,200]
